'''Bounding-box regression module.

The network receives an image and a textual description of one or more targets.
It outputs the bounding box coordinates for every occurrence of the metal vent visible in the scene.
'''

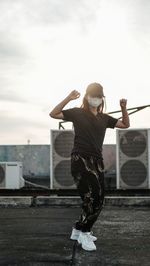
[54,131,74,158]
[51,130,76,189]
[54,160,74,186]
[121,160,147,187]
[116,129,150,189]
[0,165,5,184]
[120,130,147,157]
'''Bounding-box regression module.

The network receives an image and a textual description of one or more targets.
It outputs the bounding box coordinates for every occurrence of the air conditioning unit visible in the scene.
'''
[0,162,25,189]
[116,129,150,189]
[50,130,76,189]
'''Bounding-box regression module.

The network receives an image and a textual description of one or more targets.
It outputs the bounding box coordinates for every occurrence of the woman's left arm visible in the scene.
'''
[115,99,130,128]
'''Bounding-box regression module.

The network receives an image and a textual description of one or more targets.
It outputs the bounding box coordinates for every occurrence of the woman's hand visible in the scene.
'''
[67,90,80,101]
[115,98,130,128]
[120,98,127,109]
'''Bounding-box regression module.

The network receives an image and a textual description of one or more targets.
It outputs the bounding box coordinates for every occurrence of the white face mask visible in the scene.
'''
[87,96,103,107]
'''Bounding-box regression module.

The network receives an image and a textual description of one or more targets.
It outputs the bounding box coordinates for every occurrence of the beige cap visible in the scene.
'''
[86,82,104,97]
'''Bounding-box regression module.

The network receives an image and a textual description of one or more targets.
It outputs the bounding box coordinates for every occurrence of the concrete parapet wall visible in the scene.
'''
[0,196,32,207]
[0,196,150,207]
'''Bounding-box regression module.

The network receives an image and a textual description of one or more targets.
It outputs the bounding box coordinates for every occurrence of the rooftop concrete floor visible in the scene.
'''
[0,205,150,266]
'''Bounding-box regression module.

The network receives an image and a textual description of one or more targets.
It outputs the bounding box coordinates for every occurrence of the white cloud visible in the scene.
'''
[0,0,150,144]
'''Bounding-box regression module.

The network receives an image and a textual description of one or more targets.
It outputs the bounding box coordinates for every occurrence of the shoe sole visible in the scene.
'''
[70,236,79,241]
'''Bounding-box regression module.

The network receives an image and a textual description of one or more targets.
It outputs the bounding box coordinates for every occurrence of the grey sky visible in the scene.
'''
[0,0,150,144]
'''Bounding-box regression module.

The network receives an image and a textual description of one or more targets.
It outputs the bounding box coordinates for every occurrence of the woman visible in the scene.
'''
[49,82,130,251]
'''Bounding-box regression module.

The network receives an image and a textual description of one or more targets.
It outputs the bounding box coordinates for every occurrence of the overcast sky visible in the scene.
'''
[0,0,150,145]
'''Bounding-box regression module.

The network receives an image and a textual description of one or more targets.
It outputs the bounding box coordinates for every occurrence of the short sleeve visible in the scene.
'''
[106,114,118,128]
[61,108,77,122]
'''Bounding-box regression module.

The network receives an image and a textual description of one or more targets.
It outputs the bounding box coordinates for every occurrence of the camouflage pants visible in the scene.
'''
[71,153,105,232]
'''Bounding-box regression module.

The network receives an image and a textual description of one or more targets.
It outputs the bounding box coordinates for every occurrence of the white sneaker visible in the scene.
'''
[70,228,97,242]
[70,228,81,241]
[78,232,97,251]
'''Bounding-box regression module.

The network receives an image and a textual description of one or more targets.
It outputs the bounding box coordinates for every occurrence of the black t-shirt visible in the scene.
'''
[62,107,118,158]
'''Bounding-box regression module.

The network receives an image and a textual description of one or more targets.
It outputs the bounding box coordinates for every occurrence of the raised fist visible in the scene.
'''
[67,90,80,101]
[120,99,127,108]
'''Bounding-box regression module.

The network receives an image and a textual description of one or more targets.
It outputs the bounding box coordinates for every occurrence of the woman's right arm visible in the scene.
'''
[49,90,80,119]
